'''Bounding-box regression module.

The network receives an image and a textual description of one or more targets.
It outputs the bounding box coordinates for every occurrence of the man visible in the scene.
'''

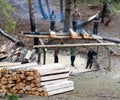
[54,48,59,63]
[71,9,81,32]
[50,10,56,31]
[70,47,76,67]
[86,48,97,69]
[93,14,100,34]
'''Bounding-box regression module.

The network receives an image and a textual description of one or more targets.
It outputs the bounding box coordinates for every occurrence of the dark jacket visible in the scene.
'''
[88,50,97,60]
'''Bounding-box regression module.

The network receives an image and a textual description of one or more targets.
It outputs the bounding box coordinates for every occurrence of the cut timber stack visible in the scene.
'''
[0,63,74,96]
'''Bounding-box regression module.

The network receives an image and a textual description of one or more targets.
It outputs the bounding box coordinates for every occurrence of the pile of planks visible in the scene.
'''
[0,63,74,96]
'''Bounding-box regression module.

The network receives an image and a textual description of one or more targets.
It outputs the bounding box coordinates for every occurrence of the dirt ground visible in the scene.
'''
[1,1,120,100]
[1,52,120,100]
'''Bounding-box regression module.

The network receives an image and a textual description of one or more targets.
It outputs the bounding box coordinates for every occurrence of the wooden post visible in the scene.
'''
[43,49,46,65]
[96,46,99,60]
[107,49,111,72]
[95,46,100,69]
[38,48,41,64]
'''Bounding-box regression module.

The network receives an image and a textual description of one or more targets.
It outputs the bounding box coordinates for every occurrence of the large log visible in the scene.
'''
[101,36,120,43]
[0,29,16,43]
[80,12,99,26]
[43,80,74,92]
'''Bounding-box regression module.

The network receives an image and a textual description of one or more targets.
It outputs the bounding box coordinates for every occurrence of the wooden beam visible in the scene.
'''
[25,34,83,39]
[44,86,74,96]
[0,62,21,67]
[41,73,69,81]
[43,80,74,92]
[41,78,68,86]
[34,43,116,48]
[40,68,69,76]
[29,63,66,72]
[5,62,38,70]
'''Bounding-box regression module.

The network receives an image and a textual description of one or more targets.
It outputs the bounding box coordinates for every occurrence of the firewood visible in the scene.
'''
[26,76,34,81]
[35,83,41,87]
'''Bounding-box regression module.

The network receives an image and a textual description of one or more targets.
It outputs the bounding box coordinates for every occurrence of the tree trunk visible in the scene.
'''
[28,0,39,45]
[28,0,36,32]
[64,0,72,32]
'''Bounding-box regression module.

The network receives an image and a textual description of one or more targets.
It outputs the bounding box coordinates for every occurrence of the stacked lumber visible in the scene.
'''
[0,63,74,96]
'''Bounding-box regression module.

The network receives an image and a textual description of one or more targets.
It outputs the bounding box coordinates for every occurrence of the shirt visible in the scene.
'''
[71,48,76,56]
[50,14,56,22]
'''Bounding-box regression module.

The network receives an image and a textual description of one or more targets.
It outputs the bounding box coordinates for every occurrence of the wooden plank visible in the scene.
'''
[41,73,69,81]
[29,63,66,72]
[44,86,74,96]
[34,43,116,48]
[41,78,68,86]
[0,62,21,67]
[5,62,37,70]
[25,50,33,60]
[39,68,70,76]
[43,80,74,92]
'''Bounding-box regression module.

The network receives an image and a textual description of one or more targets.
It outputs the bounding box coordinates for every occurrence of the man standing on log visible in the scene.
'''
[50,10,56,31]
[93,14,100,34]
[86,48,97,69]
[71,9,81,32]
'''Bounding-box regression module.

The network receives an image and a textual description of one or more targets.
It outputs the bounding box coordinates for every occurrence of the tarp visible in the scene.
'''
[38,0,48,19]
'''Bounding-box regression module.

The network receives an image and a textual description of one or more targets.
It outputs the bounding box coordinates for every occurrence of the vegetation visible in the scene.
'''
[0,0,16,32]
[7,93,18,100]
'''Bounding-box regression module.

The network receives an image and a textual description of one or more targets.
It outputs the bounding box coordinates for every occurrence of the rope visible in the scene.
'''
[38,0,48,19]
